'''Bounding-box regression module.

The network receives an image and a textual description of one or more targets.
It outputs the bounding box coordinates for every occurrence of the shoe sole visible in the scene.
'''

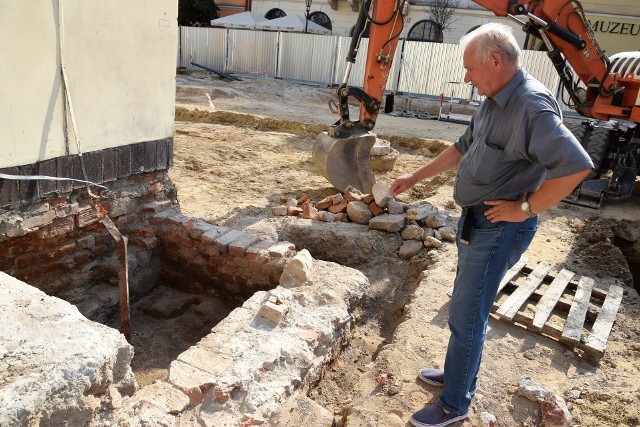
[410,412,469,427]
[417,371,476,396]
[417,372,444,387]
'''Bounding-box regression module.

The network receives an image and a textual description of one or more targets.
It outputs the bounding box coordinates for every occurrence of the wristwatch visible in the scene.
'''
[520,195,535,217]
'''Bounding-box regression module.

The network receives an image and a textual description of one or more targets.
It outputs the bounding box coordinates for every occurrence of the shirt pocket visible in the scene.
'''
[466,140,505,184]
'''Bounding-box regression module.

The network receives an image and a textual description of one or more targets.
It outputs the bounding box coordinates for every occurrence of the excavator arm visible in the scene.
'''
[312,0,408,193]
[313,0,639,196]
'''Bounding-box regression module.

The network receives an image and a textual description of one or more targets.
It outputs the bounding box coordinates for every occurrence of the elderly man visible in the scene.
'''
[391,23,593,427]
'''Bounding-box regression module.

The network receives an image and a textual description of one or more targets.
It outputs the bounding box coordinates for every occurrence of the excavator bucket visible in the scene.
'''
[312,131,376,194]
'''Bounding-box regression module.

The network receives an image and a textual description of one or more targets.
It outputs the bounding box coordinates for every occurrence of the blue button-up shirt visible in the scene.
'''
[453,69,593,207]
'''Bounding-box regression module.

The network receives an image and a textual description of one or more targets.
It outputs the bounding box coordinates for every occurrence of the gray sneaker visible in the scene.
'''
[417,368,476,395]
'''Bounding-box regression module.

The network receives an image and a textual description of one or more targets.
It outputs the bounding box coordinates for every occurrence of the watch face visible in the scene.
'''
[521,201,529,211]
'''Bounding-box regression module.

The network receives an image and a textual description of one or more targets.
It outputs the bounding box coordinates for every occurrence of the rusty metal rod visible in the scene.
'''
[99,214,131,342]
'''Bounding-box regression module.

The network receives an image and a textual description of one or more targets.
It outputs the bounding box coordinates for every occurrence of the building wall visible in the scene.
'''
[0,1,178,169]
[251,0,639,54]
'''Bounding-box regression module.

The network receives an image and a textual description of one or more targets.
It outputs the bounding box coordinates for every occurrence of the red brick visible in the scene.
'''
[368,202,382,216]
[36,217,75,239]
[228,233,260,257]
[178,245,199,260]
[22,210,56,230]
[246,240,272,260]
[362,194,375,204]
[115,213,139,228]
[15,252,42,270]
[287,206,303,216]
[315,196,333,210]
[208,257,224,268]
[34,260,72,275]
[77,206,99,228]
[130,236,158,250]
[328,199,348,214]
[48,196,70,208]
[45,242,77,260]
[73,253,92,266]
[131,226,156,238]
[141,200,173,212]
[232,257,249,268]
[297,194,310,205]
[55,203,79,218]
[299,204,318,220]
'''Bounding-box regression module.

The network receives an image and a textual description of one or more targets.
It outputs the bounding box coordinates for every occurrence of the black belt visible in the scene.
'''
[460,205,489,245]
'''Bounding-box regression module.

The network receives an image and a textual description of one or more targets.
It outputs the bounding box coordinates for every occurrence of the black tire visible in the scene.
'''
[570,122,611,180]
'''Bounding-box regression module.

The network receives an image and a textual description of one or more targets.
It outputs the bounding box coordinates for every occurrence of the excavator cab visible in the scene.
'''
[312,0,408,194]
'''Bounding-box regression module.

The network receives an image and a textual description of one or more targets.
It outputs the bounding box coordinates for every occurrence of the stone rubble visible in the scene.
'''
[517,376,574,427]
[272,183,458,259]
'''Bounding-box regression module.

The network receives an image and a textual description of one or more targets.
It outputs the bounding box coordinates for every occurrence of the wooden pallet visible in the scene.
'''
[447,257,623,356]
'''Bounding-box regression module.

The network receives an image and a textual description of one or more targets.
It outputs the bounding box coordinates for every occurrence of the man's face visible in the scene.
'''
[463,43,500,98]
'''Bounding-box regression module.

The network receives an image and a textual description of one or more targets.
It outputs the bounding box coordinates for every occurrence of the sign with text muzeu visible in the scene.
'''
[587,15,640,56]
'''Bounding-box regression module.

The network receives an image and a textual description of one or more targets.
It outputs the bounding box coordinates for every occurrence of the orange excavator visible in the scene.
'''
[313,0,639,208]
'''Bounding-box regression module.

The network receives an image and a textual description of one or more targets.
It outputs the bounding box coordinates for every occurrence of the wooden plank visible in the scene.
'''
[131,142,145,174]
[501,281,599,322]
[448,255,528,298]
[18,164,37,201]
[72,156,85,189]
[156,138,169,170]
[0,167,21,207]
[561,276,595,345]
[497,256,529,293]
[522,265,607,300]
[496,262,551,321]
[103,148,118,182]
[37,159,58,196]
[584,285,624,354]
[144,140,158,172]
[117,145,132,179]
[532,268,574,331]
[56,156,73,193]
[85,150,104,184]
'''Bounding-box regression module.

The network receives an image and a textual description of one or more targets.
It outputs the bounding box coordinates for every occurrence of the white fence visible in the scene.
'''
[178,26,568,108]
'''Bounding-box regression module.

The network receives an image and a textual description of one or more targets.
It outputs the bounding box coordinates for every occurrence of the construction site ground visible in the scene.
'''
[169,69,640,427]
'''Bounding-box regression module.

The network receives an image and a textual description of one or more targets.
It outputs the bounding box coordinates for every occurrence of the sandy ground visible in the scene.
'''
[171,69,640,426]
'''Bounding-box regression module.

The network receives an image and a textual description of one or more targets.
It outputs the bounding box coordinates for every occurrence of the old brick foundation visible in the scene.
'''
[0,172,295,321]
[0,143,377,426]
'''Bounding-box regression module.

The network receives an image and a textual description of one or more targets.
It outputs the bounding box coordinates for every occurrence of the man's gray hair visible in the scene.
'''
[460,23,521,67]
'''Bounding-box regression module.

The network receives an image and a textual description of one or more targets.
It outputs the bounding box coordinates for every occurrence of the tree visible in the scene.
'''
[426,0,460,32]
[178,0,219,27]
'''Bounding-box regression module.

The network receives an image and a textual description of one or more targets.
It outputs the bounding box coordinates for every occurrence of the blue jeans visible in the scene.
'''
[437,210,537,415]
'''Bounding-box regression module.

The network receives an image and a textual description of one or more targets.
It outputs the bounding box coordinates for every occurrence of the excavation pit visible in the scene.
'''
[0,182,377,425]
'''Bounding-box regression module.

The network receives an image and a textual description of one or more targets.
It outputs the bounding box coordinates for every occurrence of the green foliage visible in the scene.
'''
[178,0,220,26]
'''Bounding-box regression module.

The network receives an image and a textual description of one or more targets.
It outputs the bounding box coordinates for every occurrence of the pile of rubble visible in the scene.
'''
[272,182,458,259]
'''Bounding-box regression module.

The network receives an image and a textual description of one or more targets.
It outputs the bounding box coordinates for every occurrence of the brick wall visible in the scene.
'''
[0,171,177,301]
[0,159,295,319]
[153,211,296,296]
